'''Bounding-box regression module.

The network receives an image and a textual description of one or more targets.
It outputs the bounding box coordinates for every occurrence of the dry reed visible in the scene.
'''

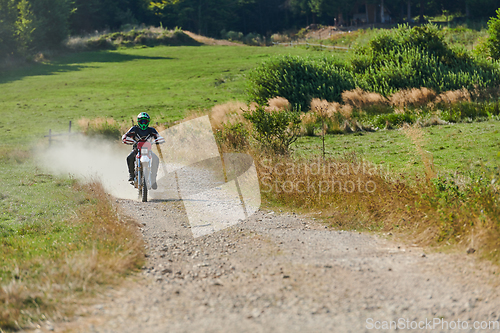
[390,87,437,108]
[435,88,471,104]
[209,101,248,130]
[401,123,436,180]
[267,97,290,111]
[342,88,388,108]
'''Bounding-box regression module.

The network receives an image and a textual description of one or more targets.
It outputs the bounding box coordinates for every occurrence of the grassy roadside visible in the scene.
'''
[251,118,499,260]
[0,149,144,331]
[210,97,499,261]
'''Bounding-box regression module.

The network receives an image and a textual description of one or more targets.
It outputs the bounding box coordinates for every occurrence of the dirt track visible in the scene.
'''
[31,177,500,333]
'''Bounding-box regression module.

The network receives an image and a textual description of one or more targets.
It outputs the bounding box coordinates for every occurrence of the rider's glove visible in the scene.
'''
[154,135,165,144]
[122,134,135,145]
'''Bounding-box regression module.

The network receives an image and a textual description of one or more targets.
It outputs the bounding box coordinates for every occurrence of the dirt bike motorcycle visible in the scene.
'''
[124,134,164,202]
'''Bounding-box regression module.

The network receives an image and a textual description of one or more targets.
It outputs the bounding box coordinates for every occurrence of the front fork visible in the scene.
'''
[135,160,151,189]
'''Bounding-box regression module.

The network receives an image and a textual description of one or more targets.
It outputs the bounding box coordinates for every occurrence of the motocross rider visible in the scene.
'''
[122,112,165,189]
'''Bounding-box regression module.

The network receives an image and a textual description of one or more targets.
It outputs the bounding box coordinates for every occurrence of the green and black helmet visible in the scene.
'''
[137,112,151,130]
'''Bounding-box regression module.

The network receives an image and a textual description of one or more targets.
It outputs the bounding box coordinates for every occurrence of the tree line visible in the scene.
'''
[0,0,499,60]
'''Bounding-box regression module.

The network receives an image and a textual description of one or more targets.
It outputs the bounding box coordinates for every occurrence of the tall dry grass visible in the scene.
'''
[341,87,481,110]
[267,97,291,111]
[401,123,436,180]
[256,153,429,231]
[342,88,388,108]
[302,98,362,135]
[208,101,249,130]
[434,88,471,105]
[300,112,318,136]
[0,181,144,330]
[256,147,499,258]
[390,87,437,108]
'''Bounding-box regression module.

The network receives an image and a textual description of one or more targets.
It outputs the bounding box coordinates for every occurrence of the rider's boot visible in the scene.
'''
[128,173,134,182]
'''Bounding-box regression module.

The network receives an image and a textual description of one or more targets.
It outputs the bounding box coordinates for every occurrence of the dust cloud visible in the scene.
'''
[36,135,144,200]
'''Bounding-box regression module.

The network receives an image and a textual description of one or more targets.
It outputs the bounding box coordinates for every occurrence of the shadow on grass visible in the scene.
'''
[0,51,175,85]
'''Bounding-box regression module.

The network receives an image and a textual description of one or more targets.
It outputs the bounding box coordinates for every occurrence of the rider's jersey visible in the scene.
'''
[122,126,165,145]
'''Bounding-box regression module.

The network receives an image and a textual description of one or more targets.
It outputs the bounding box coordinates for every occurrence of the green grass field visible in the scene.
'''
[0,45,320,146]
[0,152,82,281]
[293,121,500,175]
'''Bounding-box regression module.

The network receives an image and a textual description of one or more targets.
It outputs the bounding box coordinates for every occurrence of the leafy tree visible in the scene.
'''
[15,0,36,56]
[71,0,148,33]
[486,8,500,60]
[30,0,73,49]
[0,0,17,59]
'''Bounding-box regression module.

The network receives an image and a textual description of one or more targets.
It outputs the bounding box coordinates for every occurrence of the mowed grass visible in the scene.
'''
[0,151,83,285]
[293,121,500,175]
[0,45,321,146]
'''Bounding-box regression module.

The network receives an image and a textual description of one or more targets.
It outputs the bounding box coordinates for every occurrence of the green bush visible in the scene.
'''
[356,46,500,95]
[248,55,355,112]
[373,113,416,128]
[0,0,72,60]
[486,8,500,60]
[353,24,500,95]
[247,24,500,112]
[215,122,249,151]
[244,106,301,154]
[439,100,500,122]
[80,29,200,51]
[83,120,122,140]
[0,0,18,60]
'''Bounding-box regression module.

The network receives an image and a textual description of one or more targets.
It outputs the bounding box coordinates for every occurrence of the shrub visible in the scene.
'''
[243,32,263,46]
[78,117,126,139]
[438,101,500,122]
[300,112,318,136]
[373,113,416,128]
[248,55,355,112]
[214,121,249,151]
[352,24,500,95]
[66,27,200,51]
[486,8,500,60]
[244,106,301,154]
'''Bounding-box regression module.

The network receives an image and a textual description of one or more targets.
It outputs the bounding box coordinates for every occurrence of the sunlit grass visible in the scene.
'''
[0,45,319,147]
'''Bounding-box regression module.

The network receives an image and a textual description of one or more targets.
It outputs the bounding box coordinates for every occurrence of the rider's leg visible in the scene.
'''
[151,152,159,189]
[126,151,135,181]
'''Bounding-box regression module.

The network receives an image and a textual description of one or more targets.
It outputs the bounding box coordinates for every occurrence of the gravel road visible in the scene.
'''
[31,171,500,333]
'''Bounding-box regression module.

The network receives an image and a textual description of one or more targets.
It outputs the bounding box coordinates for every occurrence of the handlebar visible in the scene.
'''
[122,135,165,145]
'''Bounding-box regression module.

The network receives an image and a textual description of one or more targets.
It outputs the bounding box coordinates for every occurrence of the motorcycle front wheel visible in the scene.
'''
[141,173,148,202]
